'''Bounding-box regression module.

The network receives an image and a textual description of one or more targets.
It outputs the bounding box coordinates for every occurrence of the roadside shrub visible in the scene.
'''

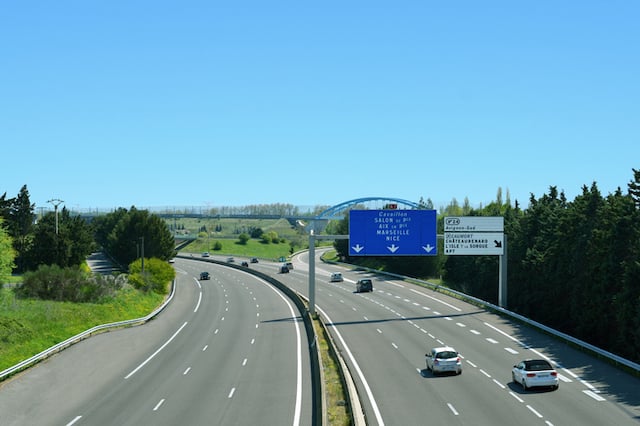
[14,264,123,303]
[128,257,175,294]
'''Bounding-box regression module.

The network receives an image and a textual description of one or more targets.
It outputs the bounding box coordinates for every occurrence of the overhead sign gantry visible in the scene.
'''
[348,209,437,256]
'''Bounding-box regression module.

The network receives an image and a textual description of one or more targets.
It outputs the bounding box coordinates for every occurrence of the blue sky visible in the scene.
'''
[2,1,639,213]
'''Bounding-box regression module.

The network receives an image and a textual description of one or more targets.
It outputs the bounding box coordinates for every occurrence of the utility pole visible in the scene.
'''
[140,236,145,273]
[47,198,64,234]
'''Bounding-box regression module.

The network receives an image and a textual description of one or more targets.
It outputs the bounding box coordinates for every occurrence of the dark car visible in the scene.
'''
[241,261,249,267]
[250,257,259,263]
[279,265,290,273]
[356,279,373,292]
[199,272,210,280]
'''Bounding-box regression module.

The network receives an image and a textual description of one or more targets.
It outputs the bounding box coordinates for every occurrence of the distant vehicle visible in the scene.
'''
[285,262,294,270]
[279,265,290,273]
[330,272,344,282]
[512,359,559,390]
[199,272,210,280]
[426,347,462,375]
[356,279,373,293]
[168,258,176,264]
[202,252,210,257]
[227,257,235,263]
[241,261,249,267]
[250,257,259,263]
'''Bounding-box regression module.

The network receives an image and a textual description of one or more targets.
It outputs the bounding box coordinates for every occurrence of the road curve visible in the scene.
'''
[0,258,313,426]
[270,250,640,426]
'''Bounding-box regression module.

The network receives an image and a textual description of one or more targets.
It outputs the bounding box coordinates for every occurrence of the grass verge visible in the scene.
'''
[0,285,164,372]
[313,315,351,425]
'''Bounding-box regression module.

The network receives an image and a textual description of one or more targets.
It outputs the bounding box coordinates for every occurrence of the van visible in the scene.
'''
[356,279,373,293]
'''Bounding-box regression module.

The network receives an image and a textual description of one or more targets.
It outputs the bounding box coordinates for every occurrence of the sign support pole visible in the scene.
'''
[498,234,508,309]
[307,233,349,317]
[309,233,316,317]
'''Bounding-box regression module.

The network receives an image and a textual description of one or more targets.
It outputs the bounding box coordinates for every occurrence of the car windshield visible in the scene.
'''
[436,351,457,359]
[524,360,552,371]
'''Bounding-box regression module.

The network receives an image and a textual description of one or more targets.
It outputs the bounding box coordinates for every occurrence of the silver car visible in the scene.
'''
[330,272,344,282]
[512,359,559,390]
[425,346,462,375]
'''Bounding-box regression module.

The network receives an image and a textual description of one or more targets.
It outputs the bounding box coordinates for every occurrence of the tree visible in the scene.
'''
[238,233,250,245]
[0,218,16,282]
[7,185,35,272]
[628,168,640,208]
[99,207,175,267]
[0,192,14,222]
[24,207,95,269]
[332,213,350,260]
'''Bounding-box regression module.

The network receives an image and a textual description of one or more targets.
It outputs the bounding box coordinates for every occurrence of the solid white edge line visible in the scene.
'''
[409,288,462,311]
[258,276,303,426]
[194,291,202,313]
[125,321,189,379]
[584,390,606,401]
[316,305,385,426]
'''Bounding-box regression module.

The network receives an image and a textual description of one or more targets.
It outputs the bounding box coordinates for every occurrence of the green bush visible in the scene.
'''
[128,258,175,294]
[14,264,123,303]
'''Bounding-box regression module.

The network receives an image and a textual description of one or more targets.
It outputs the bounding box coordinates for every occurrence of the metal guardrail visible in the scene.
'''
[0,279,177,382]
[350,265,640,374]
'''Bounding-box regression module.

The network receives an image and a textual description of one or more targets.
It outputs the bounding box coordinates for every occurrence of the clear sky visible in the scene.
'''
[2,1,639,213]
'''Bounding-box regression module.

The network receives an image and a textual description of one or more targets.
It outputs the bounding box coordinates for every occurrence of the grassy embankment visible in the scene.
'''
[0,285,164,372]
[2,220,350,422]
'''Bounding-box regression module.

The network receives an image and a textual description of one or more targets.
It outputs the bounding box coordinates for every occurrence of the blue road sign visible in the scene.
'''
[349,209,437,256]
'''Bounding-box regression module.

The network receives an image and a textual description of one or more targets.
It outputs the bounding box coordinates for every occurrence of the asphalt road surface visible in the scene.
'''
[0,258,313,426]
[264,250,640,426]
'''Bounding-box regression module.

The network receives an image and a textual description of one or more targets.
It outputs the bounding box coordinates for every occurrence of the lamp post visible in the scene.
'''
[47,198,64,234]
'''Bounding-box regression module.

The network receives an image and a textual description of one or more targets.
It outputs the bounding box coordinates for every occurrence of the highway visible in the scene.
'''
[0,259,312,426]
[2,251,639,425]
[262,250,640,426]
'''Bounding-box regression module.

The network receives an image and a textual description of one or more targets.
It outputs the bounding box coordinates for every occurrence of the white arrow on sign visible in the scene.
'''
[422,244,435,253]
[387,244,399,253]
[352,244,364,253]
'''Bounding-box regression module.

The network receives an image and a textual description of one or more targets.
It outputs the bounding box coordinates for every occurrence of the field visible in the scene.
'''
[172,216,335,259]
[165,216,302,239]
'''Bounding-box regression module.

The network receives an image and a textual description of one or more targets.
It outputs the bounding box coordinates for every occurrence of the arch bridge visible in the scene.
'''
[305,196,423,233]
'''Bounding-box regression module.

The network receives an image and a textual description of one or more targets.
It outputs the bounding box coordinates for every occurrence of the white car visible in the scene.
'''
[512,359,559,390]
[425,347,462,375]
[330,273,343,282]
